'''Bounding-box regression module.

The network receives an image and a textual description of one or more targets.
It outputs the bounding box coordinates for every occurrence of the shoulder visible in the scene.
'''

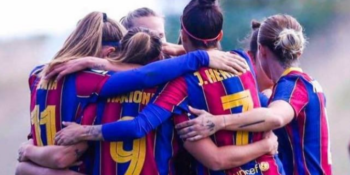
[75,70,115,97]
[29,64,45,77]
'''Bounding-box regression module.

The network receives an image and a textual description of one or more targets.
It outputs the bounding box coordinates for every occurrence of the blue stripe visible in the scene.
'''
[155,118,174,175]
[93,101,106,175]
[62,74,78,123]
[36,88,48,145]
[304,81,323,174]
[274,127,293,175]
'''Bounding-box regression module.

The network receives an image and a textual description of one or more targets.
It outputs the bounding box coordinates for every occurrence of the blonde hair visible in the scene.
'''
[110,27,162,65]
[41,11,126,80]
[258,14,306,67]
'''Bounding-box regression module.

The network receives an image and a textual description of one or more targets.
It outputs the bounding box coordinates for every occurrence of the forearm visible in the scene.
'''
[184,138,271,170]
[80,104,172,142]
[211,139,272,170]
[15,162,83,175]
[25,142,87,169]
[220,108,282,132]
[90,59,139,72]
[100,50,209,97]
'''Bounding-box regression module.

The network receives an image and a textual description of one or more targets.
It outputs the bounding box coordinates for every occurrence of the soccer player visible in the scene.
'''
[177,14,332,175]
[18,11,240,175]
[16,11,126,175]
[246,20,274,95]
[120,7,166,43]
[55,0,284,174]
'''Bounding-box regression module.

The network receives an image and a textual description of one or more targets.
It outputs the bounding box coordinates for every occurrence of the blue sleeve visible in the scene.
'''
[259,92,269,107]
[102,104,172,141]
[99,50,209,98]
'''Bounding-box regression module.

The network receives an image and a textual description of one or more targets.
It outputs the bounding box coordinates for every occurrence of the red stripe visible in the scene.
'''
[289,78,308,117]
[298,110,310,175]
[198,69,234,174]
[240,72,263,142]
[199,69,232,147]
[46,79,64,141]
[285,124,298,175]
[101,102,122,175]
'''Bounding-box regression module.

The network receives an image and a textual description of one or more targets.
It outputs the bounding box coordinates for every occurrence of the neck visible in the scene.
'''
[186,45,217,52]
[269,61,299,83]
[269,63,285,83]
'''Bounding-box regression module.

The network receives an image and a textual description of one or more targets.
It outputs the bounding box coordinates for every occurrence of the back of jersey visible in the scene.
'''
[183,67,282,175]
[93,87,161,175]
[29,67,110,146]
[29,66,78,146]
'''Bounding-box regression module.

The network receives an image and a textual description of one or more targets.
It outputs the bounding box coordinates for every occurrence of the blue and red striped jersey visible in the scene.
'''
[271,67,332,175]
[92,87,161,175]
[153,66,284,175]
[29,66,110,173]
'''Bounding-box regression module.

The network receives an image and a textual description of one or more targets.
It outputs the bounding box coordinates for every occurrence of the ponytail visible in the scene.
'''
[110,27,162,65]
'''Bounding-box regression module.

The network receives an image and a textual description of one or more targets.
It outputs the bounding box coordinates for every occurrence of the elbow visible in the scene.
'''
[206,155,226,171]
[52,153,71,169]
[15,163,24,175]
[207,159,241,171]
[269,112,284,129]
[133,129,147,139]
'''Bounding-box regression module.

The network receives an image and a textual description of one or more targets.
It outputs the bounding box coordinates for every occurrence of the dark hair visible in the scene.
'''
[120,7,160,29]
[181,0,223,48]
[258,14,306,67]
[111,27,162,65]
[248,20,261,61]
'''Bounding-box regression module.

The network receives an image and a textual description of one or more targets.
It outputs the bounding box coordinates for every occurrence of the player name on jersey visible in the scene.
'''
[194,69,238,86]
[106,91,155,105]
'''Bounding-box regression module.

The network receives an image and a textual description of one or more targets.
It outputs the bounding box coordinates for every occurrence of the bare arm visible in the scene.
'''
[45,57,139,81]
[176,101,294,141]
[15,162,84,175]
[20,142,88,169]
[184,131,278,170]
[219,101,294,132]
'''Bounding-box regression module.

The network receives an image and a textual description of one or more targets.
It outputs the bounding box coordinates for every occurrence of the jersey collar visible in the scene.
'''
[281,67,303,77]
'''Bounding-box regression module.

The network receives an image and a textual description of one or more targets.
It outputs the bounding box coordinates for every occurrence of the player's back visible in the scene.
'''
[182,67,283,175]
[93,87,161,175]
[272,69,331,175]
[29,66,110,146]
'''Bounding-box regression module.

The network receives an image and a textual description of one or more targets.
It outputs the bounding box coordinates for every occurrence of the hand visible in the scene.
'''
[17,139,34,162]
[207,50,248,75]
[55,122,85,145]
[263,131,279,155]
[175,106,222,141]
[45,57,107,81]
[162,42,186,56]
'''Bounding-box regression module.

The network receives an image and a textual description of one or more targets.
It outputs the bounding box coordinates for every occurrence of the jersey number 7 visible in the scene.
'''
[221,90,253,145]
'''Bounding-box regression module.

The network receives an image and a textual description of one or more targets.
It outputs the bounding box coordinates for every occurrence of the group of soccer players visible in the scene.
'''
[16,0,332,175]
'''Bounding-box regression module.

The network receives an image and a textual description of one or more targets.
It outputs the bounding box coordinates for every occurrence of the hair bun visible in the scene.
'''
[198,0,216,8]
[251,20,261,30]
[275,28,305,57]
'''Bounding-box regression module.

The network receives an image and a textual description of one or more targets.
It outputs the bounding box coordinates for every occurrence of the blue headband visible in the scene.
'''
[102,41,120,47]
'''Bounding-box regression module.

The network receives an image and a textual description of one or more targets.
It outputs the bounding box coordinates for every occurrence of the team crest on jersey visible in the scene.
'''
[259,162,270,172]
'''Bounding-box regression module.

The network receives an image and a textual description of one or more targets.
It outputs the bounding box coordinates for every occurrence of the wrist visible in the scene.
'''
[78,126,90,141]
[86,57,95,68]
[216,115,226,131]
